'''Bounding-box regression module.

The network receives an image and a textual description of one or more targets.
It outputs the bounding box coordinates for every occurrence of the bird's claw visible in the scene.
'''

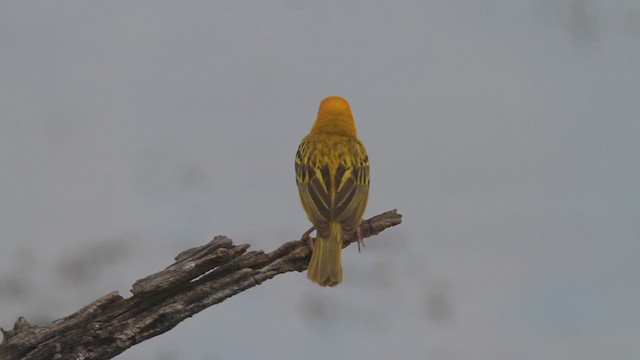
[355,226,364,253]
[300,226,316,252]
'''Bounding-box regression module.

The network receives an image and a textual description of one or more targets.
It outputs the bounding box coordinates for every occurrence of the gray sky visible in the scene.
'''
[1,1,639,359]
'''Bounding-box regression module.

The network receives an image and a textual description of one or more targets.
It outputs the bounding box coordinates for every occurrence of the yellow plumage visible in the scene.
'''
[295,96,370,287]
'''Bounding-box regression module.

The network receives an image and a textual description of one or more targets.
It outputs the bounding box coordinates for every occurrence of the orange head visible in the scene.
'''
[311,96,357,137]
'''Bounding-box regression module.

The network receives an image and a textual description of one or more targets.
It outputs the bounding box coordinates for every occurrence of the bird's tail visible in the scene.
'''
[307,222,343,287]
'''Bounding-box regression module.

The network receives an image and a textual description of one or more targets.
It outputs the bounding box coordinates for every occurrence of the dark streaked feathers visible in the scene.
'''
[295,134,369,239]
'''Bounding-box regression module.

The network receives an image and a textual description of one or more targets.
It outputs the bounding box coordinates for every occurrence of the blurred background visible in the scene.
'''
[1,1,639,359]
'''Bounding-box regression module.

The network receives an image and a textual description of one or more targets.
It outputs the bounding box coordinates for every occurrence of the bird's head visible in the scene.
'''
[311,96,357,137]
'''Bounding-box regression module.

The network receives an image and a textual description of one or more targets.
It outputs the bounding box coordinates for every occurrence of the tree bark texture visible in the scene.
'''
[0,209,402,360]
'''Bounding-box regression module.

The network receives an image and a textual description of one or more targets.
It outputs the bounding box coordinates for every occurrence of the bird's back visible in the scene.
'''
[295,133,369,239]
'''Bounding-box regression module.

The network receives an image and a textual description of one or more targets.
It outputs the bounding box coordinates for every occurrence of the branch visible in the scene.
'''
[0,209,402,360]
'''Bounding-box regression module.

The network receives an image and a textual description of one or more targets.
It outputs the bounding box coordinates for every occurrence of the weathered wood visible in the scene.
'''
[0,209,402,360]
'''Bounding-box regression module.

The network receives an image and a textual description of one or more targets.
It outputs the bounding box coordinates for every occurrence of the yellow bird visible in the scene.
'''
[295,96,370,287]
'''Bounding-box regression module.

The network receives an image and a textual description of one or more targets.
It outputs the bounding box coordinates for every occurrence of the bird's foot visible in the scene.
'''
[300,226,316,251]
[355,226,364,253]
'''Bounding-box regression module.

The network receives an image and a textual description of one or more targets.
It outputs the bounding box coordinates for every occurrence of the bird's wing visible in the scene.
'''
[332,139,369,235]
[295,139,332,229]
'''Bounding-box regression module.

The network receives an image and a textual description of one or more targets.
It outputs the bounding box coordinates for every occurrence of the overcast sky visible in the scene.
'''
[1,1,639,359]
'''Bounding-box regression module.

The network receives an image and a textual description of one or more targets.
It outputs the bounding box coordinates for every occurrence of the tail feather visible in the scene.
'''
[307,223,342,287]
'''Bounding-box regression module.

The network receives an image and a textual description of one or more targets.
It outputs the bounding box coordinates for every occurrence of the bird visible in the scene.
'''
[295,96,370,287]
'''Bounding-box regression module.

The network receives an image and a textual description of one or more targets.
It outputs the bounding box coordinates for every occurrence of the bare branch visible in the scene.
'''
[0,210,402,360]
